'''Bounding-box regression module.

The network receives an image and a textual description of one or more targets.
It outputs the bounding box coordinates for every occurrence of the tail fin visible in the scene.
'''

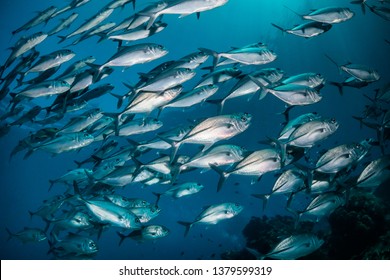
[157,135,182,164]
[271,23,287,34]
[329,81,344,95]
[28,210,35,220]
[5,228,14,241]
[283,5,303,18]
[110,93,127,109]
[57,35,67,44]
[209,164,230,192]
[48,180,56,191]
[252,194,271,212]
[246,247,265,260]
[350,1,366,14]
[177,221,193,237]
[152,192,162,206]
[324,54,341,73]
[117,231,129,246]
[198,47,220,70]
[206,98,225,114]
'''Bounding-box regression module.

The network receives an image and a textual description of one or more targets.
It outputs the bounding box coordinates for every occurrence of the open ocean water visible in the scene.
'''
[0,0,389,260]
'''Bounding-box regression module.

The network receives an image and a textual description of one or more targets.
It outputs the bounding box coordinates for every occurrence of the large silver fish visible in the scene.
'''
[142,0,229,29]
[357,155,390,188]
[117,225,169,244]
[247,234,324,260]
[14,80,70,98]
[251,77,323,106]
[26,49,75,74]
[315,140,372,173]
[27,132,94,156]
[6,227,46,243]
[80,198,142,229]
[253,167,306,211]
[209,68,284,113]
[211,148,282,191]
[119,86,183,115]
[164,112,252,161]
[271,21,332,38]
[1,32,48,73]
[96,43,168,72]
[62,7,114,40]
[49,233,98,257]
[325,54,380,82]
[153,182,204,204]
[12,6,57,34]
[48,13,79,36]
[278,112,321,141]
[287,6,354,24]
[281,72,325,88]
[162,84,219,109]
[200,44,277,68]
[178,144,246,173]
[282,118,339,148]
[178,202,243,236]
[296,192,345,222]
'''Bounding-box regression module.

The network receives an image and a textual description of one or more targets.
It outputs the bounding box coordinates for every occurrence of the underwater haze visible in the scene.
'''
[0,0,389,260]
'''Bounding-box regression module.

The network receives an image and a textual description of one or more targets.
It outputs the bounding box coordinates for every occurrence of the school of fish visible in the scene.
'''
[1,0,389,259]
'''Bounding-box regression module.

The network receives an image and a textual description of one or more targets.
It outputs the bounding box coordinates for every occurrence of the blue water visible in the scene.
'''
[0,0,389,260]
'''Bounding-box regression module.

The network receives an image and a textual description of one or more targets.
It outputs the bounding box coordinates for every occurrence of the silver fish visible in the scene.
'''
[271,22,332,38]
[15,80,70,98]
[166,113,251,161]
[325,54,380,82]
[116,117,163,137]
[135,68,196,94]
[63,7,114,40]
[120,86,182,115]
[48,13,79,36]
[247,234,324,260]
[163,84,219,109]
[49,233,98,257]
[357,156,390,188]
[178,202,243,236]
[195,67,241,88]
[105,195,150,208]
[81,199,142,229]
[179,144,246,173]
[28,132,94,155]
[298,193,345,222]
[117,225,169,244]
[26,49,75,74]
[315,140,371,173]
[283,118,339,148]
[12,6,57,34]
[2,32,48,71]
[97,43,168,72]
[298,7,354,24]
[281,73,325,88]
[253,168,306,211]
[255,80,323,106]
[108,22,167,43]
[129,205,161,223]
[278,112,321,141]
[6,227,46,243]
[211,148,282,191]
[153,182,204,204]
[143,0,229,29]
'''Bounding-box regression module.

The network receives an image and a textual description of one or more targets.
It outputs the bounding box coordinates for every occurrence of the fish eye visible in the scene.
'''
[330,118,336,123]
[135,218,140,223]
[241,116,247,122]
[84,133,89,137]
